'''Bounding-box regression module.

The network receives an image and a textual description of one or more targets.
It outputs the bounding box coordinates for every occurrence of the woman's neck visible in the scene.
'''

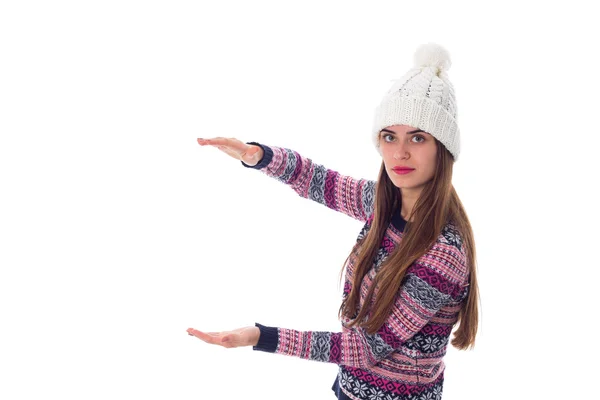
[400,188,423,221]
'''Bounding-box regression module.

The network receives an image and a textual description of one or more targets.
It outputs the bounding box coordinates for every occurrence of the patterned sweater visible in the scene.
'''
[242,143,470,400]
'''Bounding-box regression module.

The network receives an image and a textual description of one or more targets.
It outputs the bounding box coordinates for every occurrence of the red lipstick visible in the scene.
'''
[392,166,415,175]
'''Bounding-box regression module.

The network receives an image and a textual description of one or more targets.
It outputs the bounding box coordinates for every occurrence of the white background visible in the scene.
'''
[1,1,599,399]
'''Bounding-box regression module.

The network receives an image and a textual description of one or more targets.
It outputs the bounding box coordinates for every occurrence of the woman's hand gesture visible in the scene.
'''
[187,326,260,349]
[197,137,264,167]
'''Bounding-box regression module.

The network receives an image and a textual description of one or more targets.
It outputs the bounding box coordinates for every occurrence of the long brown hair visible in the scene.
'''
[339,139,479,350]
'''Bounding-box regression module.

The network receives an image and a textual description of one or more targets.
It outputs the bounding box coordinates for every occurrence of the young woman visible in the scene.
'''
[188,43,479,400]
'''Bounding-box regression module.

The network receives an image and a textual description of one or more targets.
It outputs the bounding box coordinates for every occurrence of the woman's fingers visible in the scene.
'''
[197,137,262,165]
[188,328,218,344]
[197,137,242,149]
[197,137,254,161]
[187,328,236,347]
[187,326,258,348]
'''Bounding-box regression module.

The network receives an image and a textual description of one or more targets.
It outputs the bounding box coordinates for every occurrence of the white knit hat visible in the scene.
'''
[372,43,460,160]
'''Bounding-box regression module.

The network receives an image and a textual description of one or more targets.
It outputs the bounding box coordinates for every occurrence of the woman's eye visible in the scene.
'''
[383,134,394,142]
[412,135,425,143]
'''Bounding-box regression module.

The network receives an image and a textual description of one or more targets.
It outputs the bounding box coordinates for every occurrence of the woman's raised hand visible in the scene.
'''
[187,326,260,349]
[197,137,264,167]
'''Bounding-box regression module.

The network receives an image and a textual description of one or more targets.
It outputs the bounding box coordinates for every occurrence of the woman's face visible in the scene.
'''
[379,125,438,193]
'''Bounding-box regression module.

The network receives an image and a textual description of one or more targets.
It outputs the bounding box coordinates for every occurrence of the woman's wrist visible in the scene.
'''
[251,326,260,346]
[242,142,270,169]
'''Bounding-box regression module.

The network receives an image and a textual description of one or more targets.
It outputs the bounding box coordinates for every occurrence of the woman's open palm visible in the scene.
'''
[197,137,264,167]
[187,326,260,349]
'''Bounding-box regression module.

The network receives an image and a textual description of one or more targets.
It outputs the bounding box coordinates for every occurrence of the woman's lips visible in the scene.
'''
[393,168,415,175]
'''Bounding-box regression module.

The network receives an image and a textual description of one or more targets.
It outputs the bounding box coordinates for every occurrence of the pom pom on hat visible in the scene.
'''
[413,42,452,73]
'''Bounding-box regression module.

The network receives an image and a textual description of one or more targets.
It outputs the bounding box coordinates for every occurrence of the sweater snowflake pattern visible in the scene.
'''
[242,143,470,400]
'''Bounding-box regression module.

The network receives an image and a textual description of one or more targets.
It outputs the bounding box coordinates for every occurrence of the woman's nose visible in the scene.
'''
[393,146,408,160]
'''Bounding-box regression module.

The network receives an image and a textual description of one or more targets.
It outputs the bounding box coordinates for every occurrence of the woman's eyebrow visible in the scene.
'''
[380,128,424,135]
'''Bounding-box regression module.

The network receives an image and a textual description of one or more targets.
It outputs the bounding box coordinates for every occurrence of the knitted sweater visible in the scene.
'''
[242,143,470,400]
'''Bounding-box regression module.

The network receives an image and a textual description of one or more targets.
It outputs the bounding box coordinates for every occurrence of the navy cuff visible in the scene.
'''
[252,323,278,353]
[241,142,273,169]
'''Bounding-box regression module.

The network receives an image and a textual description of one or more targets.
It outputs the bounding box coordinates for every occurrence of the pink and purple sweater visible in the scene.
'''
[243,143,470,400]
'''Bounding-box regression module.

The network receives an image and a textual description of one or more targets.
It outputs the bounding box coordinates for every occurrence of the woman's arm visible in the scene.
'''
[242,142,375,223]
[196,137,374,222]
[253,239,469,368]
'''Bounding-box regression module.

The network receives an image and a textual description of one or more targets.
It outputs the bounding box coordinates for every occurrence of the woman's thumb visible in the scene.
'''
[248,147,260,157]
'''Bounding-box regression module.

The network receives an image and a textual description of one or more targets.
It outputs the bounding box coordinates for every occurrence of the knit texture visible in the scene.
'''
[244,143,469,400]
[372,43,460,160]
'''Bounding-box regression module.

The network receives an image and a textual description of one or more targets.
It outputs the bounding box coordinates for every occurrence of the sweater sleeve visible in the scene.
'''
[253,240,469,369]
[242,142,375,222]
